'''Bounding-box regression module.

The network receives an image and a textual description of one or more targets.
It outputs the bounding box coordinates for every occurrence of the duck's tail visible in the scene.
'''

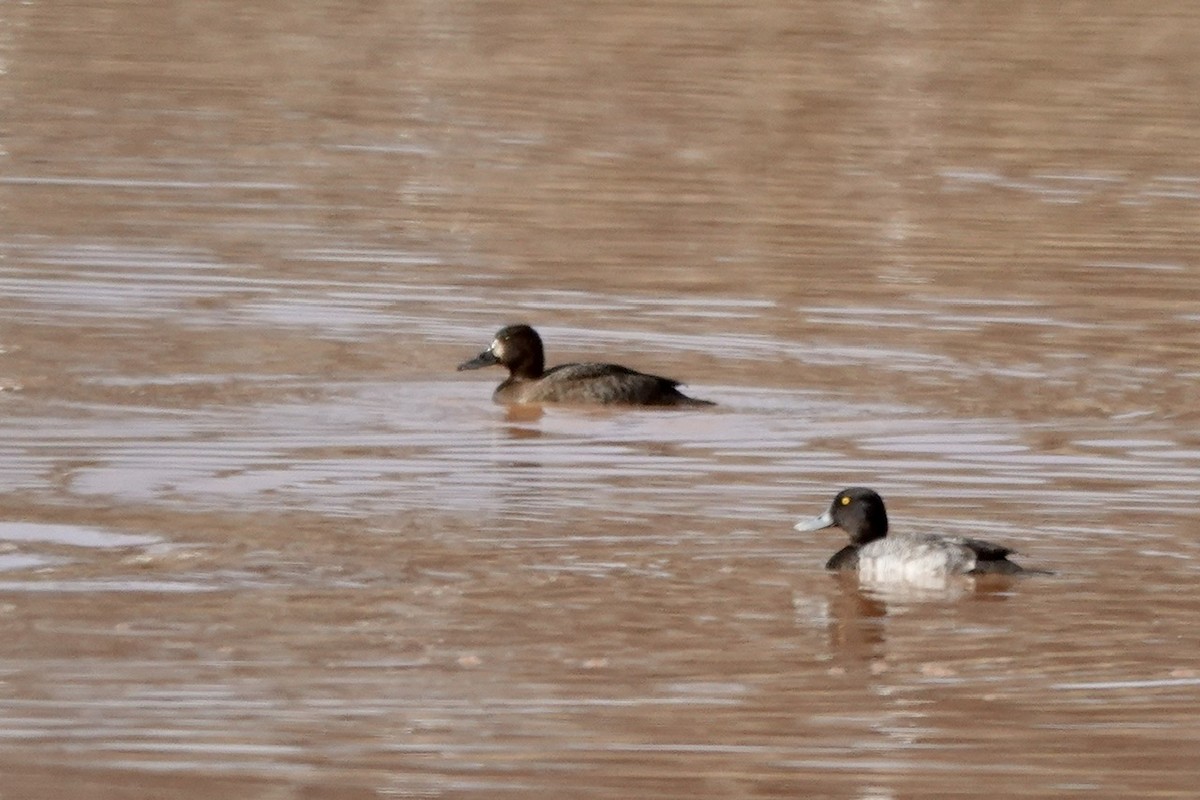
[673,390,716,408]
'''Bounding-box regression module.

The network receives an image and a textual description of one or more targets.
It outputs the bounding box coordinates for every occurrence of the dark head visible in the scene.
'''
[794,487,889,547]
[457,324,546,379]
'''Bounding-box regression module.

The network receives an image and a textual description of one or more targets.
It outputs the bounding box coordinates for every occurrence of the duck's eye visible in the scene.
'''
[839,495,851,506]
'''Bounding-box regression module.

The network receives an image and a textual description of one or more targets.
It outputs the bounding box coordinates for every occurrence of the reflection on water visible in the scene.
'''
[6,378,1195,535]
[0,522,160,548]
[3,0,1200,796]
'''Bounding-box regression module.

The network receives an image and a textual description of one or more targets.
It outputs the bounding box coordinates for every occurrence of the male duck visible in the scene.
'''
[794,487,1043,581]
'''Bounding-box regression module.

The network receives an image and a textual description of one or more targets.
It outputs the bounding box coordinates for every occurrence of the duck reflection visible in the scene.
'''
[824,571,888,663]
[503,403,545,440]
[820,569,1018,664]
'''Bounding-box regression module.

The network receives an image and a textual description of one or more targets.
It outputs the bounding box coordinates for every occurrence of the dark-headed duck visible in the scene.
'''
[457,324,714,407]
[794,487,1045,581]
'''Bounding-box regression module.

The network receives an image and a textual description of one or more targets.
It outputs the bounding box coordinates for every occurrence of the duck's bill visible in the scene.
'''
[794,509,836,532]
[457,350,499,371]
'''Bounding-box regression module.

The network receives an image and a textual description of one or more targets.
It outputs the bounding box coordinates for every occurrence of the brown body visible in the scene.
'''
[458,325,714,407]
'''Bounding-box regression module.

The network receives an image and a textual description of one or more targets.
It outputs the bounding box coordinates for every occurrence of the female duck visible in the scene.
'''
[458,324,714,407]
[794,487,1040,582]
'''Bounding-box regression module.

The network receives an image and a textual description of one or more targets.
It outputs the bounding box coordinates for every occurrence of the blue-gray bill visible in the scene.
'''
[794,510,835,532]
[457,350,500,370]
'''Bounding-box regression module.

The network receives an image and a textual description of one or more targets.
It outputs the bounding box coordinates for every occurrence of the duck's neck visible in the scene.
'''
[851,526,887,547]
[849,506,888,546]
[508,351,545,379]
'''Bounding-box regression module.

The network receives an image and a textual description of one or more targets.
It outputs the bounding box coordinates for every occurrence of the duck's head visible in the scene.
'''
[457,324,545,377]
[794,487,889,546]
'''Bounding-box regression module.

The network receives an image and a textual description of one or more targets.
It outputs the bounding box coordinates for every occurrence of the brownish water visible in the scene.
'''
[2,1,1199,797]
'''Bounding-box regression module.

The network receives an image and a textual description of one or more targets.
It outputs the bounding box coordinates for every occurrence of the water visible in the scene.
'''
[2,1,1199,797]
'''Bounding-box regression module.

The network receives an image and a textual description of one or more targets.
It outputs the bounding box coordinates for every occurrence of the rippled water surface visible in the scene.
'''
[2,1,1199,797]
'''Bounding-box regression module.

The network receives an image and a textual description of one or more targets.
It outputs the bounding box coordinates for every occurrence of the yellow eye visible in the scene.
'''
[840,496,850,505]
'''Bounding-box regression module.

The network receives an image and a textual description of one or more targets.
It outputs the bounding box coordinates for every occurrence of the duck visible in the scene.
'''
[793,487,1042,581]
[457,324,714,407]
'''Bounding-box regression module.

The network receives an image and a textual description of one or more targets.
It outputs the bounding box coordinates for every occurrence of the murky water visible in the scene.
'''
[2,1,1199,797]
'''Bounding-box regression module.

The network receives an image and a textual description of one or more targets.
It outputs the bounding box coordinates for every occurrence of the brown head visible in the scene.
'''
[457,324,546,379]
